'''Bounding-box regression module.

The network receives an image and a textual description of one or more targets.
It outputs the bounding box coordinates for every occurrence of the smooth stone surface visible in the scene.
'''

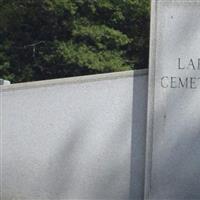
[146,1,200,199]
[1,70,147,200]
[0,79,10,85]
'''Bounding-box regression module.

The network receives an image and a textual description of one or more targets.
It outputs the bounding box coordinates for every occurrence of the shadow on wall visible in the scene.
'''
[2,70,148,200]
[130,71,148,200]
[45,113,134,199]
[39,71,149,200]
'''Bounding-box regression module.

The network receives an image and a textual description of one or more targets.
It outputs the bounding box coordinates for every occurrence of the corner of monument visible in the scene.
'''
[0,79,11,85]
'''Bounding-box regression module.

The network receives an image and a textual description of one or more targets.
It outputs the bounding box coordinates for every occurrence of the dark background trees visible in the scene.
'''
[0,0,150,83]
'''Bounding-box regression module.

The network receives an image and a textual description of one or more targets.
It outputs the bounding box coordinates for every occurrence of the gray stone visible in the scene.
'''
[0,79,4,85]
[146,0,200,199]
[0,79,10,85]
[1,70,148,200]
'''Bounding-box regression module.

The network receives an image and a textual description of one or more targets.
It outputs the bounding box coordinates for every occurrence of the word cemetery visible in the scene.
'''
[161,58,200,89]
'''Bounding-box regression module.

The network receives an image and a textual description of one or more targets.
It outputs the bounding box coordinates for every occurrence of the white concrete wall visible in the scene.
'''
[0,70,148,200]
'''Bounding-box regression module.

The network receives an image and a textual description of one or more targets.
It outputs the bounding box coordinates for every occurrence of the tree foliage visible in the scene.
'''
[0,0,150,83]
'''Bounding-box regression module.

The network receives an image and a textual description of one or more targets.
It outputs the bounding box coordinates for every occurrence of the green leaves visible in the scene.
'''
[56,41,130,72]
[72,23,131,49]
[0,0,150,83]
[44,0,78,15]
